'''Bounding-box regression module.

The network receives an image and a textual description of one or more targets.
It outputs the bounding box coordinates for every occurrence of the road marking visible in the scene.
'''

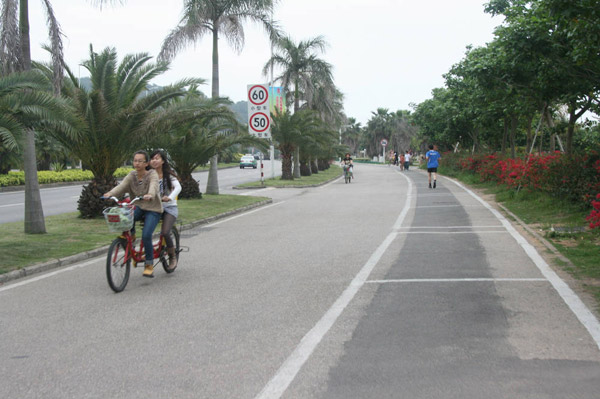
[0,203,23,208]
[238,187,275,196]
[254,170,412,399]
[394,231,509,234]
[0,257,102,294]
[396,225,503,229]
[445,176,600,350]
[366,278,547,284]
[207,201,285,227]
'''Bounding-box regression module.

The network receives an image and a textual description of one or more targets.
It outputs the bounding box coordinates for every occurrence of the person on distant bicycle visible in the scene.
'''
[341,153,354,179]
[150,149,181,271]
[104,150,162,278]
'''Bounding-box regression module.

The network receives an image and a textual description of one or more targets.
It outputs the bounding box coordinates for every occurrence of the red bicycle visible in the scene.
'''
[102,196,180,293]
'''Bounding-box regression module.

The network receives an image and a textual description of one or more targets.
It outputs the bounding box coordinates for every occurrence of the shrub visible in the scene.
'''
[0,168,133,187]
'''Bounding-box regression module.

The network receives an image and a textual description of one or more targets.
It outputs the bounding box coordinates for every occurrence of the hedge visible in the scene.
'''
[0,168,132,187]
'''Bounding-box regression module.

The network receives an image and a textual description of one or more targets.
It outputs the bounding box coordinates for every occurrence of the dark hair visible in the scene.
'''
[150,149,178,192]
[134,150,149,162]
[428,145,434,150]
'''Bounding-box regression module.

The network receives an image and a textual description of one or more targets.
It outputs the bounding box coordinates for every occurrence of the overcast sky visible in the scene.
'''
[29,0,502,125]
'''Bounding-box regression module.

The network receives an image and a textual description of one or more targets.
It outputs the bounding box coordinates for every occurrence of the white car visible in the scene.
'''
[239,155,257,169]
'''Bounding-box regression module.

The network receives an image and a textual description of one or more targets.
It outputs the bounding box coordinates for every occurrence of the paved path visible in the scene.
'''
[1,164,598,398]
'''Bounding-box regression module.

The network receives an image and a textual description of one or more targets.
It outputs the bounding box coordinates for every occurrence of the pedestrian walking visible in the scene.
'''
[399,151,405,171]
[404,150,411,171]
[425,144,441,189]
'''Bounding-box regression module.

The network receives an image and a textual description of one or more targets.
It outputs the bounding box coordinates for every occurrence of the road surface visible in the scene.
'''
[1,164,599,398]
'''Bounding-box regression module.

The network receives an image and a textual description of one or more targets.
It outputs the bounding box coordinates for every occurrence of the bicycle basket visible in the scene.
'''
[103,207,134,233]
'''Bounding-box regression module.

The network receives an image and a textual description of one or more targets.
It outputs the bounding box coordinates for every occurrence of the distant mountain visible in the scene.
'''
[77,78,248,124]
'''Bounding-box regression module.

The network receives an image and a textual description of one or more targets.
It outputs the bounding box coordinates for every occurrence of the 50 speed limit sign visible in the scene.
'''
[247,84,271,138]
[249,112,270,133]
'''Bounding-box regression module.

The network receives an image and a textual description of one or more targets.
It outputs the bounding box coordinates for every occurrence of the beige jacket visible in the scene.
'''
[109,169,163,213]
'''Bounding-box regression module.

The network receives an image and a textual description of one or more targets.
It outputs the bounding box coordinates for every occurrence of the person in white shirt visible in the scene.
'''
[404,150,412,171]
[150,149,182,270]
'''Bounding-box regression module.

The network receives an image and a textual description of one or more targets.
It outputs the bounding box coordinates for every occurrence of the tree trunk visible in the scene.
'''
[293,146,301,178]
[501,116,508,154]
[311,158,319,174]
[24,129,45,232]
[179,175,202,199]
[510,114,517,159]
[300,159,312,176]
[281,151,293,180]
[206,28,220,194]
[77,176,116,219]
[525,114,534,155]
[205,154,219,194]
[20,1,46,233]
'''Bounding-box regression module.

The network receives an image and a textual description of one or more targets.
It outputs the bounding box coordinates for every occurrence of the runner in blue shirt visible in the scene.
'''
[425,144,441,189]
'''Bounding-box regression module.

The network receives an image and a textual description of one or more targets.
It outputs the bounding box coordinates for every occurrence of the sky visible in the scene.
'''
[29,0,502,125]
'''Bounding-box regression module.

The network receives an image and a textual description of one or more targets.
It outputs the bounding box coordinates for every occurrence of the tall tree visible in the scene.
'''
[0,0,125,233]
[159,0,279,194]
[263,34,333,178]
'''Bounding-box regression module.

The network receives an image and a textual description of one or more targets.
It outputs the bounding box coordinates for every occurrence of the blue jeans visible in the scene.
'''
[132,208,161,265]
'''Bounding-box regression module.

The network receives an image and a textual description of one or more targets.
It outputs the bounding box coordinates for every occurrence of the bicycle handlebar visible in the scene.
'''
[101,196,143,206]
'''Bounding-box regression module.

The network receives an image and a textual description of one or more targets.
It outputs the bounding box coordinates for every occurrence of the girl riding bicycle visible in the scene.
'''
[150,149,181,271]
[104,150,162,278]
[341,153,353,179]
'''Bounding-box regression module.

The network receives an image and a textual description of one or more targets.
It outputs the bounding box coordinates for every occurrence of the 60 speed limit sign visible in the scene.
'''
[247,84,271,138]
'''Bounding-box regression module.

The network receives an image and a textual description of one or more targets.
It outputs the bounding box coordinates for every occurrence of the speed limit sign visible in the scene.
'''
[248,85,268,106]
[247,84,271,138]
[249,112,270,132]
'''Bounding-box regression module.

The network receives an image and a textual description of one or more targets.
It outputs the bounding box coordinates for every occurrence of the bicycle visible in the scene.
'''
[102,196,180,293]
[343,165,353,184]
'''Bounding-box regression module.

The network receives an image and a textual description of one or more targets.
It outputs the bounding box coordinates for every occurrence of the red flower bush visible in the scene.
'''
[442,151,600,228]
[586,194,600,230]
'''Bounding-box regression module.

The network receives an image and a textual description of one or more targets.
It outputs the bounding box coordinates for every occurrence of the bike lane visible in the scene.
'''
[285,170,600,399]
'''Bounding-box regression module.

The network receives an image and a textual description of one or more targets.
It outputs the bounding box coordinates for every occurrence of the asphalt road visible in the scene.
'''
[0,161,281,224]
[1,164,599,399]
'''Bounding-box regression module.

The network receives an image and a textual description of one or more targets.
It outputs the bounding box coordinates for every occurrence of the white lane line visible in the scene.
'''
[396,225,503,229]
[366,278,547,284]
[446,177,600,350]
[0,203,23,208]
[254,171,412,399]
[0,257,103,293]
[207,201,284,227]
[395,231,509,235]
[238,187,276,196]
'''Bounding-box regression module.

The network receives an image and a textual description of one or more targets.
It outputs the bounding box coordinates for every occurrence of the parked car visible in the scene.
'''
[239,155,257,169]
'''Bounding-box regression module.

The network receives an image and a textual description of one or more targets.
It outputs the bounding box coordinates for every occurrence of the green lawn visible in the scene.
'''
[0,194,268,274]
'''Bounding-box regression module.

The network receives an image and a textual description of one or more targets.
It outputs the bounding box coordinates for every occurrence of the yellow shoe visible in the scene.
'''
[143,264,154,278]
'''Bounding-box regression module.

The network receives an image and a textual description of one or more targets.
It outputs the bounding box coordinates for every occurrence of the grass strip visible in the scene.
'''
[0,194,268,274]
[237,165,342,188]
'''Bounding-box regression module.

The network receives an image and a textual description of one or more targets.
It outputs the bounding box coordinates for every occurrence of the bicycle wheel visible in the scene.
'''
[106,238,131,293]
[161,226,180,273]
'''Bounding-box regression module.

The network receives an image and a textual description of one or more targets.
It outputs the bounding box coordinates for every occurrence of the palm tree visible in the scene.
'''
[0,0,126,233]
[159,0,279,195]
[263,34,333,178]
[38,45,202,218]
[271,109,319,180]
[151,93,265,197]
[0,68,76,232]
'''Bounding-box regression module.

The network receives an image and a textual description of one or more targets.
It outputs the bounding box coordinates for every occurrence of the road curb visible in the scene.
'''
[0,198,273,285]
